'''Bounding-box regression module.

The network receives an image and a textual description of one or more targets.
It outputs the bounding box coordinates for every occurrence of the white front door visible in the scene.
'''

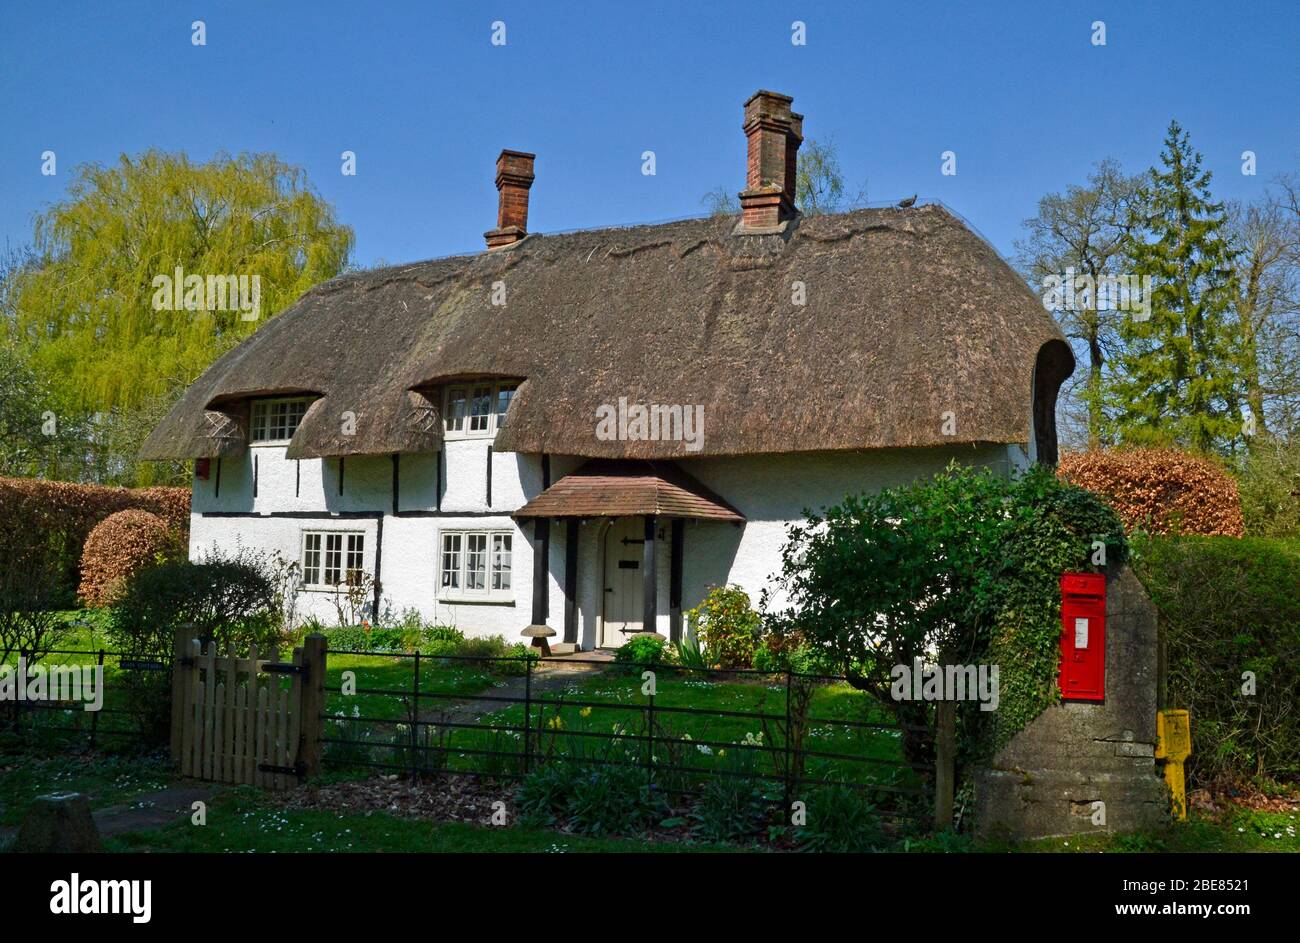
[601,518,644,647]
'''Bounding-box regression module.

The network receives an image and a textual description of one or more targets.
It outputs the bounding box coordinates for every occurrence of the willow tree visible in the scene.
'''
[10,150,353,482]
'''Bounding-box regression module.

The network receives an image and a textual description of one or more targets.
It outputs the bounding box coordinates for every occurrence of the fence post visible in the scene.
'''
[522,655,533,774]
[169,624,193,761]
[645,680,656,790]
[298,633,327,777]
[410,649,421,778]
[89,648,105,750]
[783,669,794,809]
[934,699,956,831]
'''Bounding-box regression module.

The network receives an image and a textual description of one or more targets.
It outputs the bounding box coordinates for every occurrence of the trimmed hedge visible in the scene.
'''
[0,476,189,606]
[1059,448,1244,537]
[1133,536,1300,787]
[78,510,182,608]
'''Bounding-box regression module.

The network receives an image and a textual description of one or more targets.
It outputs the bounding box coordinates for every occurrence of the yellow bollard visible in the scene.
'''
[1155,709,1192,821]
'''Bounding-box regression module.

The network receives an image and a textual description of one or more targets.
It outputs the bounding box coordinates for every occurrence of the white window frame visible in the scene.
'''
[250,397,312,445]
[300,529,366,590]
[438,528,514,602]
[442,382,518,440]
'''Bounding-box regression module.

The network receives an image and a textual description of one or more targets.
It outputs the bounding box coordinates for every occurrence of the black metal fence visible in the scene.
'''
[318,650,939,824]
[1,646,166,752]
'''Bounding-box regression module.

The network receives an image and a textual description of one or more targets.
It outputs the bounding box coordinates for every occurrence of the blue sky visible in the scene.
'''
[2,1,1297,267]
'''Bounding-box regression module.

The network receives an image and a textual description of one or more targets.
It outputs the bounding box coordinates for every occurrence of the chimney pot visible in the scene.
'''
[739,90,799,229]
[485,149,535,249]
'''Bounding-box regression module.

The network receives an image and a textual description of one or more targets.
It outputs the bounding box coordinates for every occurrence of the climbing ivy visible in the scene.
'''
[978,466,1128,756]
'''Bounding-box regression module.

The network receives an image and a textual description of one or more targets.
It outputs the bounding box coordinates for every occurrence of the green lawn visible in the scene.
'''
[0,751,177,826]
[1014,808,1299,853]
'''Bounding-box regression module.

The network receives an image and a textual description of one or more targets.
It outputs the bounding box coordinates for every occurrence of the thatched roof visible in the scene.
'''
[140,204,1070,461]
[514,460,744,522]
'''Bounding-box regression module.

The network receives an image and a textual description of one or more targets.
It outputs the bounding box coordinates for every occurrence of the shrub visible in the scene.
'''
[793,782,884,852]
[0,476,188,607]
[516,760,669,836]
[107,550,286,744]
[1058,448,1244,537]
[1132,536,1300,787]
[614,634,671,672]
[672,633,709,671]
[77,510,183,608]
[687,749,769,843]
[687,585,761,669]
[1238,437,1300,537]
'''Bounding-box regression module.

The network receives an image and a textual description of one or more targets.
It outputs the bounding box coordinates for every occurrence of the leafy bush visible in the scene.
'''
[78,510,184,608]
[687,749,769,843]
[793,782,884,852]
[1238,437,1300,537]
[1059,448,1244,536]
[614,634,671,672]
[0,475,188,607]
[770,463,1127,773]
[1132,536,1300,787]
[516,760,669,836]
[107,550,287,743]
[687,585,761,669]
[672,632,709,671]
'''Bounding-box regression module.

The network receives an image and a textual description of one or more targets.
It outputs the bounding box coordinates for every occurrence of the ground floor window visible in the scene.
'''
[302,531,365,588]
[439,529,513,601]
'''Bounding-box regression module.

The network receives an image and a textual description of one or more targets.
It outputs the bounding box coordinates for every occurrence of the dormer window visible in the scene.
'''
[443,382,517,438]
[250,397,311,444]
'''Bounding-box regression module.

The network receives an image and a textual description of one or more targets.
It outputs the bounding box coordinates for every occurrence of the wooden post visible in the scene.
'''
[934,700,956,831]
[563,519,579,645]
[531,518,549,626]
[169,623,194,763]
[669,519,684,643]
[298,633,328,777]
[642,515,657,633]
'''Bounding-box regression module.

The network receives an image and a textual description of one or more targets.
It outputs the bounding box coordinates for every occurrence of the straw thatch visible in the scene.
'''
[140,204,1070,461]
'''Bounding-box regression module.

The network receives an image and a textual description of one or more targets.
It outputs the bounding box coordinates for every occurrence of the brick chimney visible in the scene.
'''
[739,91,801,229]
[484,149,536,249]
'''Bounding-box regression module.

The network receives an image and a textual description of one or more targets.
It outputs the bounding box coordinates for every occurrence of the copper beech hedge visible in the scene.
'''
[1057,449,1244,537]
[0,476,190,604]
[78,510,182,608]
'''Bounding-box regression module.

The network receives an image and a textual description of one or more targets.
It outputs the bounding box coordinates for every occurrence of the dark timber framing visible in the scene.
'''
[531,518,549,625]
[252,454,259,498]
[643,515,657,633]
[391,453,400,515]
[214,457,222,497]
[338,457,345,496]
[563,518,579,644]
[669,518,684,642]
[486,446,493,508]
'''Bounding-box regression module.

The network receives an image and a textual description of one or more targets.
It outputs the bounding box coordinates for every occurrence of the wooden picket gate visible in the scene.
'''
[170,632,326,789]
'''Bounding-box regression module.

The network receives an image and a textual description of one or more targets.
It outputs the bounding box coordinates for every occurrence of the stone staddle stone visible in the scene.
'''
[13,792,103,853]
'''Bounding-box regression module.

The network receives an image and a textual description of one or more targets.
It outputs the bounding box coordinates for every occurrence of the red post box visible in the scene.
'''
[1059,572,1106,702]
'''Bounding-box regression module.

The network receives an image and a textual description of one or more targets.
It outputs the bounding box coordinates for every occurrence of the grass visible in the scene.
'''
[0,751,177,826]
[1014,807,1299,853]
[107,787,721,853]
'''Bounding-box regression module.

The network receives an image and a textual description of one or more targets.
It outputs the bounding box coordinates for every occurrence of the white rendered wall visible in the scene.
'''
[189,440,1017,647]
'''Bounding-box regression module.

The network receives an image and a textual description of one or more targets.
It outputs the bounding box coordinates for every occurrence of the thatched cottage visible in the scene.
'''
[142,90,1072,651]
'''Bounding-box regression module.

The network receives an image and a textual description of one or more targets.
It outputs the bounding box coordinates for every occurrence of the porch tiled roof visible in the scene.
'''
[513,460,744,523]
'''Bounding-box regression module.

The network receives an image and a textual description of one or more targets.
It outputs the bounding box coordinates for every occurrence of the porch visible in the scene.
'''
[513,460,745,652]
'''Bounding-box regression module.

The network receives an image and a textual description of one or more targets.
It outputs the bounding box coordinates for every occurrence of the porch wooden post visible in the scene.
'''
[531,517,549,626]
[669,519,684,643]
[643,515,657,634]
[564,519,579,644]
